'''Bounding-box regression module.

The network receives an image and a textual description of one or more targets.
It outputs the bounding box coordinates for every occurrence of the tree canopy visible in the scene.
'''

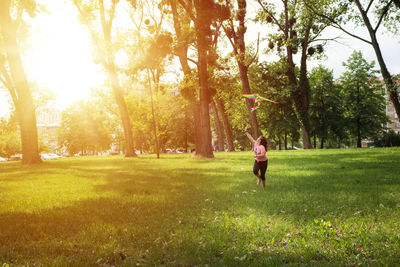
[1,0,400,162]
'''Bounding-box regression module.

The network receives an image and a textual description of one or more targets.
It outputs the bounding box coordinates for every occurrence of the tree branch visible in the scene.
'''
[256,0,285,32]
[187,57,198,66]
[394,0,400,9]
[99,0,110,42]
[374,0,393,33]
[365,0,374,14]
[247,32,260,67]
[221,24,238,55]
[177,0,196,22]
[304,0,372,45]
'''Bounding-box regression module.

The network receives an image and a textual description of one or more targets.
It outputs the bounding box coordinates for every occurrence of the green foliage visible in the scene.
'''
[0,117,20,158]
[309,65,347,148]
[143,31,173,69]
[373,129,400,147]
[57,100,112,155]
[340,51,389,146]
[126,88,193,153]
[210,68,246,147]
[249,60,300,148]
[1,149,400,265]
[10,0,42,18]
[379,0,400,35]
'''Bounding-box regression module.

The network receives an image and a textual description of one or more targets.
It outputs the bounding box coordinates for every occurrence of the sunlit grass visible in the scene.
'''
[1,148,400,266]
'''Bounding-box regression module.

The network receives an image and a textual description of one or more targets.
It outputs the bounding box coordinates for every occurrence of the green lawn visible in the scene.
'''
[1,148,400,266]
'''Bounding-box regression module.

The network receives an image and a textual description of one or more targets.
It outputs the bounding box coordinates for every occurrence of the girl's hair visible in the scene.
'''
[259,136,268,151]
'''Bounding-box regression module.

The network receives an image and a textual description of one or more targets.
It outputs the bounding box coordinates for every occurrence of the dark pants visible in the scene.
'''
[253,160,268,180]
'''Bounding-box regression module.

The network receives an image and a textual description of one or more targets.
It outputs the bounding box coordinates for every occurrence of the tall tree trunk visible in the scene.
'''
[357,116,361,148]
[191,100,202,154]
[194,0,213,158]
[211,99,225,151]
[0,0,41,165]
[354,0,400,122]
[216,98,235,152]
[107,60,136,157]
[94,0,136,157]
[284,129,288,150]
[147,70,160,158]
[224,0,259,137]
[356,84,361,148]
[236,0,260,138]
[184,108,189,152]
[314,132,317,148]
[281,0,312,149]
[296,21,313,149]
[278,134,282,150]
[170,0,202,155]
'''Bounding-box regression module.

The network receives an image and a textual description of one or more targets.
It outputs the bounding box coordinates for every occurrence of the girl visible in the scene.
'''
[244,128,268,189]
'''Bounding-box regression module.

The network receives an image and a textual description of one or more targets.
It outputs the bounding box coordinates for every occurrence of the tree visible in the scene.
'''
[309,65,345,148]
[174,0,229,157]
[215,98,235,152]
[58,100,112,155]
[256,0,307,148]
[210,70,236,152]
[73,0,137,157]
[125,85,194,153]
[249,60,299,150]
[192,0,215,157]
[168,0,202,155]
[340,51,388,147]
[306,0,400,123]
[222,0,261,138]
[127,0,173,158]
[0,117,21,159]
[210,98,224,151]
[0,0,41,164]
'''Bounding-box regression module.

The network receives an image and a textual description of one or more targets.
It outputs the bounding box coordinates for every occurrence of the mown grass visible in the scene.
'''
[1,148,400,266]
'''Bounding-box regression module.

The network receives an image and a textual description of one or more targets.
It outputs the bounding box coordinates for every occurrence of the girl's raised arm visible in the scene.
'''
[244,128,256,143]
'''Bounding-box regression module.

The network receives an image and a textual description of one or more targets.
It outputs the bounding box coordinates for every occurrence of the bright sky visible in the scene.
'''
[1,1,105,118]
[25,1,105,106]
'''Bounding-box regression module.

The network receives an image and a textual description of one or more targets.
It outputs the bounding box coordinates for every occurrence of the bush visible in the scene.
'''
[373,130,400,147]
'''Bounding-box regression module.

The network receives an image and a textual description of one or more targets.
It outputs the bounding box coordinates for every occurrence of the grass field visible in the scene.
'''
[1,148,400,266]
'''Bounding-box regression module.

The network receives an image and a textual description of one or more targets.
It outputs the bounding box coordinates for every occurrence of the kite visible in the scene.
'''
[243,93,279,112]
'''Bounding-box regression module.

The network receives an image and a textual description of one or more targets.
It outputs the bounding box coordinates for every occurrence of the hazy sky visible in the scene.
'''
[1,1,399,118]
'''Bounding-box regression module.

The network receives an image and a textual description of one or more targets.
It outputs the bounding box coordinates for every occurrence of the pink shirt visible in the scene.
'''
[254,142,268,162]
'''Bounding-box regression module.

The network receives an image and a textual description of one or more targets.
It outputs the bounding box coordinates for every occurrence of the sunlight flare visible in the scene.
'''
[24,1,104,108]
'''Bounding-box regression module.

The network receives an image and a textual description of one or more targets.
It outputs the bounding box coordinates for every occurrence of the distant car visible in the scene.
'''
[47,153,62,159]
[0,157,7,162]
[287,146,300,150]
[9,155,22,161]
[41,153,61,160]
[41,153,52,160]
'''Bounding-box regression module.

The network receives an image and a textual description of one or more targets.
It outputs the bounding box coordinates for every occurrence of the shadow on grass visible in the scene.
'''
[1,150,399,265]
